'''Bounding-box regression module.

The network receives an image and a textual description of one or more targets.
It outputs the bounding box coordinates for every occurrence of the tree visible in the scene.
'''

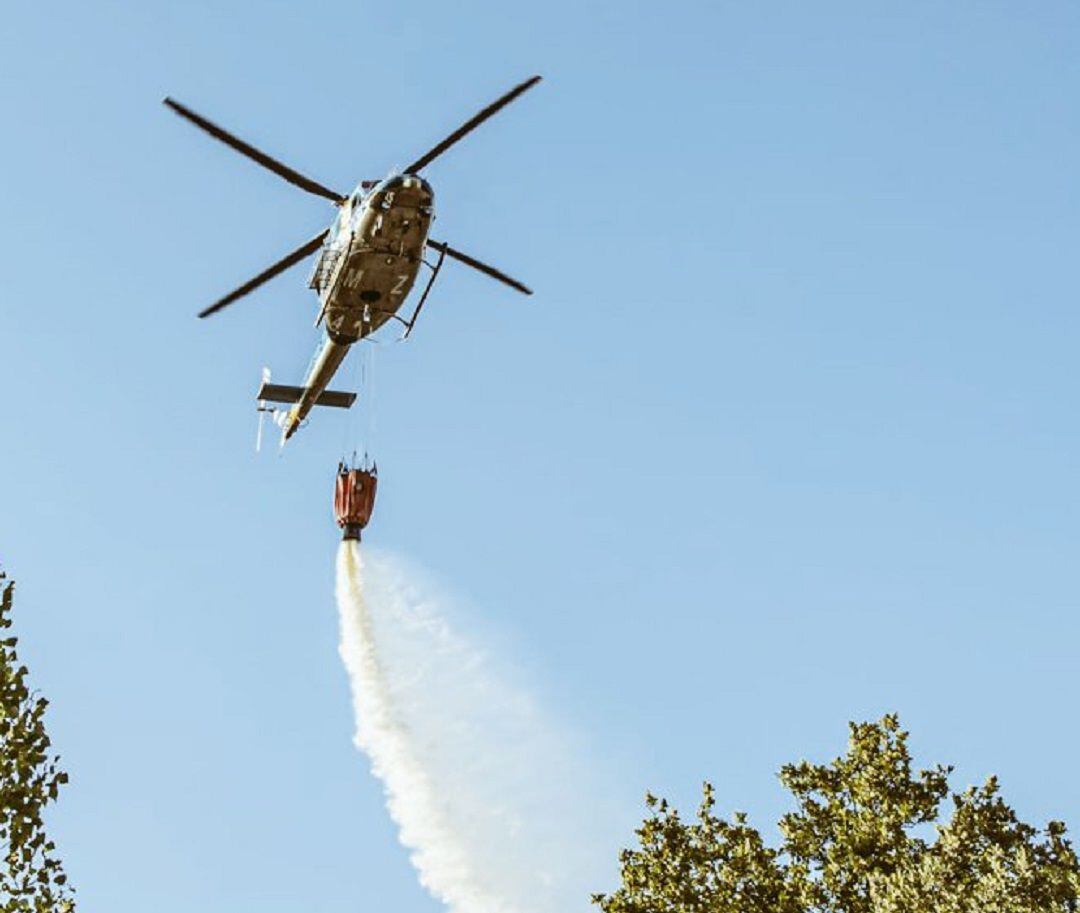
[594,715,1079,913]
[0,570,74,912]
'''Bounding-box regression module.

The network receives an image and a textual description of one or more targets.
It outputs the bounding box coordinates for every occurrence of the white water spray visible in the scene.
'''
[336,542,614,913]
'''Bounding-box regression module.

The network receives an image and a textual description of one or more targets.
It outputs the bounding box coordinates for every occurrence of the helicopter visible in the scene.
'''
[164,76,540,443]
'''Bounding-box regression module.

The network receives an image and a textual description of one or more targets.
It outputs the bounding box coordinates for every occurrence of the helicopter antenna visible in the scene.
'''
[403,75,542,174]
[163,98,345,203]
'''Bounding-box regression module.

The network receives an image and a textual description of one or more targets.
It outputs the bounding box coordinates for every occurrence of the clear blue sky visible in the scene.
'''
[2,2,1078,910]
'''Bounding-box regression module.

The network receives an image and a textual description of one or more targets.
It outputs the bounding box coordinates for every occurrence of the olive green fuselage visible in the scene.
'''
[282,174,434,440]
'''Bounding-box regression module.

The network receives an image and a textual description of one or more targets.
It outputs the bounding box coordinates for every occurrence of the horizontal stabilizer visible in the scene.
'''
[257,382,357,409]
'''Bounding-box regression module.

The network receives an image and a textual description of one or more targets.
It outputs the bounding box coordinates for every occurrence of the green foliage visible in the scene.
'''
[0,572,73,913]
[594,715,1079,913]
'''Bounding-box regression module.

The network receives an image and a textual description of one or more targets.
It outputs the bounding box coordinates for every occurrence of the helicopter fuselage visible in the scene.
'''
[281,174,434,440]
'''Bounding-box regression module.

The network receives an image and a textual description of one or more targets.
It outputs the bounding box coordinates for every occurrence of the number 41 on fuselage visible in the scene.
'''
[163,76,540,443]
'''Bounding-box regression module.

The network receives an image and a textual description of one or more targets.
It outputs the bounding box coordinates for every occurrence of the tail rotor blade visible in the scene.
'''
[427,240,532,296]
[404,75,542,174]
[163,98,345,203]
[199,230,329,318]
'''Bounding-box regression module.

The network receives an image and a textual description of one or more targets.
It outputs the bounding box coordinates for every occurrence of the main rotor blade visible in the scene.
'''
[199,230,329,318]
[163,98,344,203]
[404,75,542,174]
[427,240,532,296]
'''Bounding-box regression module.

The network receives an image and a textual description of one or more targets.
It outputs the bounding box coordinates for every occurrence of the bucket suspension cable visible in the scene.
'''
[340,345,363,455]
[365,341,377,454]
[338,341,376,458]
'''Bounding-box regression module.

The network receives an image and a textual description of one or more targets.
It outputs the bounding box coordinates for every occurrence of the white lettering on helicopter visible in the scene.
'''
[391,274,409,296]
[345,269,365,290]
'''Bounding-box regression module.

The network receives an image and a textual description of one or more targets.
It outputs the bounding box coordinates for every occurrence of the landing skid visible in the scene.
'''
[392,244,448,340]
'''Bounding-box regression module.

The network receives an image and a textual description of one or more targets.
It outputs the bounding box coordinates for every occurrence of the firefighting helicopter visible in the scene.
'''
[164,76,540,443]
